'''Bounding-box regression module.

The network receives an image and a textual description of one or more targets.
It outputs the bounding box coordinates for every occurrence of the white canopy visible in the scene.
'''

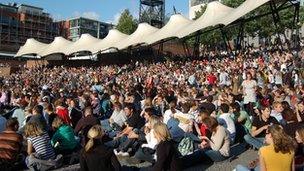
[89,29,128,54]
[16,0,272,57]
[15,38,48,57]
[143,14,193,45]
[39,37,73,57]
[221,0,270,25]
[65,34,100,55]
[177,1,234,38]
[115,23,159,50]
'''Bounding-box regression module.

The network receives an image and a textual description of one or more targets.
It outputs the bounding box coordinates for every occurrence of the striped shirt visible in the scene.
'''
[28,133,55,160]
[0,130,23,161]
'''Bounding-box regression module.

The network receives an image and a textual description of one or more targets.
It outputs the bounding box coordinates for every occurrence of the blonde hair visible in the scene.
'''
[153,122,171,142]
[52,116,64,130]
[296,127,304,142]
[148,115,161,128]
[85,125,104,152]
[24,122,43,137]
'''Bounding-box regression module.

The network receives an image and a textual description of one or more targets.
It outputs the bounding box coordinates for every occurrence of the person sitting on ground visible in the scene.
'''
[244,106,279,149]
[109,103,145,156]
[151,122,182,171]
[55,99,71,125]
[236,124,296,171]
[230,102,252,133]
[217,103,236,143]
[24,122,58,171]
[295,127,304,171]
[282,108,302,137]
[0,118,23,167]
[74,107,100,146]
[51,116,79,155]
[134,115,162,163]
[199,116,231,162]
[27,105,48,131]
[270,101,285,125]
[80,125,121,171]
[68,98,83,129]
[101,102,126,136]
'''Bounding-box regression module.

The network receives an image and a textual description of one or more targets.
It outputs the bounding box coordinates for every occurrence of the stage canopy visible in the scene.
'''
[89,29,129,54]
[15,0,271,58]
[39,37,73,57]
[143,14,193,44]
[114,23,159,50]
[65,34,100,55]
[15,38,48,57]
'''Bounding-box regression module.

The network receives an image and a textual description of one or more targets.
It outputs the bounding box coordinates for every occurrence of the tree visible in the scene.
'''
[116,9,138,35]
[187,0,304,48]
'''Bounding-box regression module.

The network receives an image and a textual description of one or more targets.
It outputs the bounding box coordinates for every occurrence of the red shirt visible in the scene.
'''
[199,123,209,137]
[56,107,71,125]
[207,74,217,85]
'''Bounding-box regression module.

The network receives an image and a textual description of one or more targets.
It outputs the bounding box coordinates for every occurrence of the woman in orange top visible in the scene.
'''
[259,124,297,171]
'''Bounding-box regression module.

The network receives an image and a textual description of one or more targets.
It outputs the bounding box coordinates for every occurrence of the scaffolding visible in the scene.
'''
[0,3,58,52]
[139,0,165,28]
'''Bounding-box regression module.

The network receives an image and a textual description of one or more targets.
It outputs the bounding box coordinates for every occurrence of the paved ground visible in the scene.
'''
[52,149,258,171]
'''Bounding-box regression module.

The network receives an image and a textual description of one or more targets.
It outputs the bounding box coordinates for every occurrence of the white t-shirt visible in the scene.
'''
[242,80,257,104]
[110,110,127,127]
[163,109,193,132]
[218,113,236,137]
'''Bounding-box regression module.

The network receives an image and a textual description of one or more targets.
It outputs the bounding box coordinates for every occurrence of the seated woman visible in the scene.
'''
[236,124,296,171]
[24,122,60,171]
[134,115,162,163]
[295,127,304,171]
[199,116,231,162]
[51,117,79,155]
[151,122,182,171]
[80,125,121,171]
[244,106,279,149]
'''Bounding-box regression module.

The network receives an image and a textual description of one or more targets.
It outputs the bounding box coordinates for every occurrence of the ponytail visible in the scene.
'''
[85,138,94,152]
[84,125,104,152]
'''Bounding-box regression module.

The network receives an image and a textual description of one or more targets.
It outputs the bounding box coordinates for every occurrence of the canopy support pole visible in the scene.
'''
[236,21,244,51]
[220,26,232,53]
[193,31,201,59]
[269,0,287,50]
[290,0,300,52]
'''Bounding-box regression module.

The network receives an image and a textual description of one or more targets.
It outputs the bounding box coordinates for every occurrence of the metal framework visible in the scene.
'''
[139,0,165,28]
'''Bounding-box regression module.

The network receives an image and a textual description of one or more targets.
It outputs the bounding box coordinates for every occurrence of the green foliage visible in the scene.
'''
[116,9,138,35]
[186,0,304,47]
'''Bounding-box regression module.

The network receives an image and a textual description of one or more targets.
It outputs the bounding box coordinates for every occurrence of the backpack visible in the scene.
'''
[178,137,194,156]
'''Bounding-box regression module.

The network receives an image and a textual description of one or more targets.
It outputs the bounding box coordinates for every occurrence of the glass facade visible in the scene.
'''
[68,17,111,41]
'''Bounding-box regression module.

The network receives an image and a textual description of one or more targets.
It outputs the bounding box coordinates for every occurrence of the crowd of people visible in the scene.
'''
[0,48,303,171]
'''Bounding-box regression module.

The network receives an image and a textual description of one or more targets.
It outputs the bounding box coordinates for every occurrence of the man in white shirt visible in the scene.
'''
[217,103,236,143]
[164,100,191,141]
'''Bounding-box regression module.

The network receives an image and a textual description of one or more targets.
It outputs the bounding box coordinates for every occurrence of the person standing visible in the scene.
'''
[242,72,257,116]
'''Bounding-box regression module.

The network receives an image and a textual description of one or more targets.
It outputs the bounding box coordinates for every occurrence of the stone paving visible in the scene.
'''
[52,149,258,171]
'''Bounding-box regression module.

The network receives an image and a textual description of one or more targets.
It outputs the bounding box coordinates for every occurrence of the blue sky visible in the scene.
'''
[1,0,189,24]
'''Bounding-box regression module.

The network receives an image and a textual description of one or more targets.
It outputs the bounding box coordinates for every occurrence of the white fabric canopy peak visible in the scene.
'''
[143,14,193,45]
[177,1,234,38]
[221,0,270,25]
[65,34,101,55]
[15,38,48,57]
[115,23,159,50]
[39,37,73,57]
[89,29,129,54]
